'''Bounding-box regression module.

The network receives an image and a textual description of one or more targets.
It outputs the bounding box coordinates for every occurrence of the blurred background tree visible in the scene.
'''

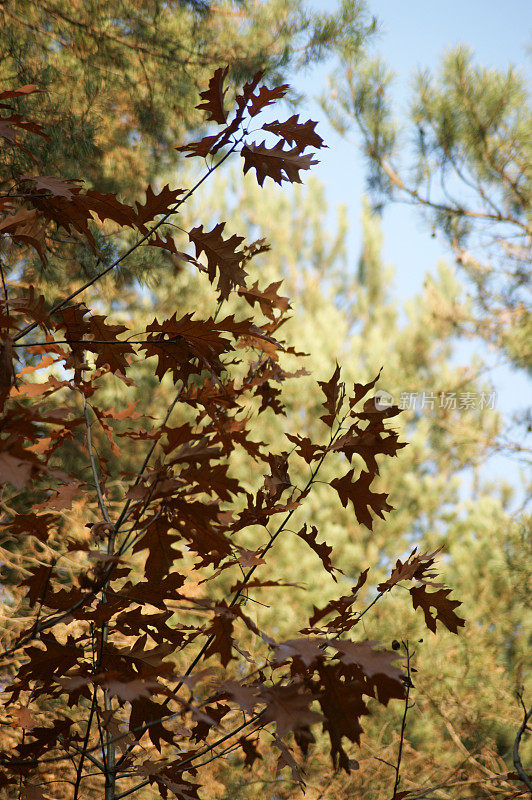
[322,46,532,376]
[0,0,373,289]
[75,167,530,796]
[174,175,531,798]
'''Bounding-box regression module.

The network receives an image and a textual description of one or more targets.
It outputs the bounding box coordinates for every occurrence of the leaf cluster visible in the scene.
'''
[0,69,465,800]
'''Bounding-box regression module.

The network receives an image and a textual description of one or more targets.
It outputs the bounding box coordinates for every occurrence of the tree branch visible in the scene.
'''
[392,640,413,800]
[513,692,532,794]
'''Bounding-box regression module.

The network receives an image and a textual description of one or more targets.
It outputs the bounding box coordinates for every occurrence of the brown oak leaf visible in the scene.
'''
[307,569,369,631]
[101,677,158,704]
[237,280,290,320]
[0,451,35,490]
[239,735,262,768]
[128,696,175,750]
[285,432,325,463]
[377,548,443,593]
[203,605,235,667]
[317,663,369,771]
[189,222,247,300]
[176,131,225,159]
[131,515,182,583]
[247,83,289,116]
[295,524,338,579]
[274,638,328,667]
[260,684,322,738]
[10,705,38,731]
[196,66,229,124]
[319,363,344,427]
[0,84,41,100]
[241,141,318,186]
[349,371,382,409]
[410,585,466,634]
[0,208,47,263]
[262,114,325,149]
[329,639,403,681]
[40,481,83,511]
[21,786,49,800]
[330,469,393,530]
[274,735,305,785]
[332,425,405,473]
[21,175,82,200]
[85,314,135,374]
[9,286,50,329]
[134,184,184,231]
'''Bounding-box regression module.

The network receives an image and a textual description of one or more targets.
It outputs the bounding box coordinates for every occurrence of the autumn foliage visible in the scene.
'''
[0,71,468,800]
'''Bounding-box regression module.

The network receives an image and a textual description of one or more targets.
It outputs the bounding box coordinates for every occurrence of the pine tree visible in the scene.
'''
[0,0,373,195]
[0,0,375,296]
[323,46,532,375]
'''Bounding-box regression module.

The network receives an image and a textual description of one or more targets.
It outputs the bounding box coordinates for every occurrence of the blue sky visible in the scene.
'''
[289,0,531,497]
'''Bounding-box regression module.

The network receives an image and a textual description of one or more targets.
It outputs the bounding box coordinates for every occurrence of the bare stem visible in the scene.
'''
[82,395,111,524]
[513,692,532,794]
[392,640,413,799]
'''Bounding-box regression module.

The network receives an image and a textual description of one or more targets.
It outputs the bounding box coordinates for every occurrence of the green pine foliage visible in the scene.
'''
[0,0,373,194]
[323,45,532,374]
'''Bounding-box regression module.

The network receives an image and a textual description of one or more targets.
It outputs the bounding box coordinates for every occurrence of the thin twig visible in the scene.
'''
[0,256,10,317]
[513,692,532,795]
[73,690,99,800]
[82,395,111,524]
[392,640,413,799]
